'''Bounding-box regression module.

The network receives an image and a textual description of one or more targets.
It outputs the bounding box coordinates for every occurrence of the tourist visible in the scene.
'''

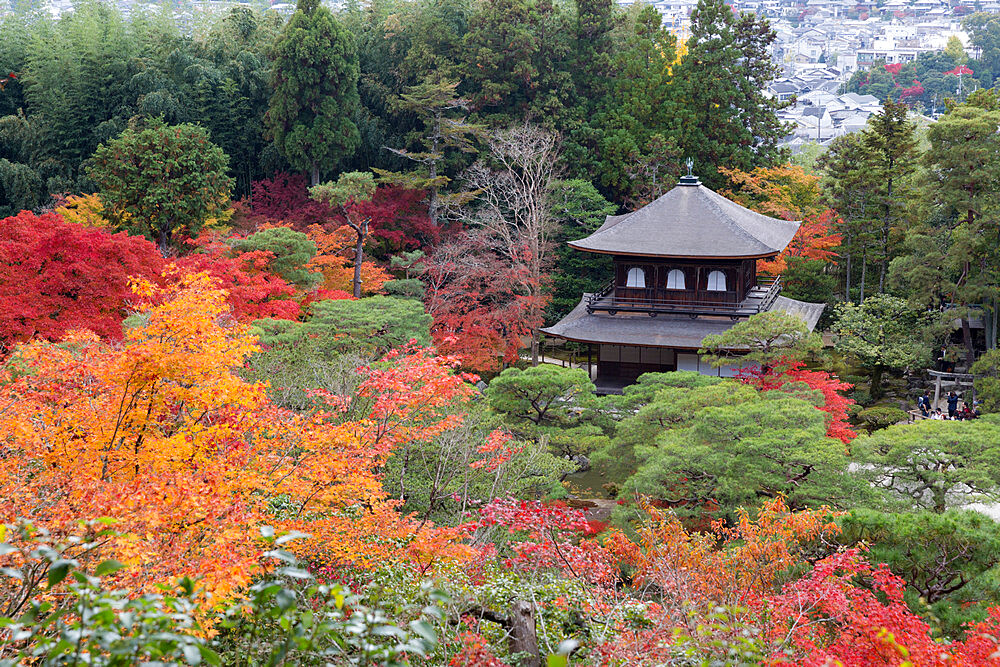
[960,403,977,420]
[931,409,944,420]
[947,391,959,419]
[917,391,931,417]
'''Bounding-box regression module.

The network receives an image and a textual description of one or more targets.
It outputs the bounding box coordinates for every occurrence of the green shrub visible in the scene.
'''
[858,406,908,431]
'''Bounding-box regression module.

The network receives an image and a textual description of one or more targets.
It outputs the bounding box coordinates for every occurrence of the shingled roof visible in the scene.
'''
[541,295,825,349]
[569,178,801,259]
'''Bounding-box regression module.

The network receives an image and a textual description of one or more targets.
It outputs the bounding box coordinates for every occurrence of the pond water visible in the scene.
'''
[564,467,611,499]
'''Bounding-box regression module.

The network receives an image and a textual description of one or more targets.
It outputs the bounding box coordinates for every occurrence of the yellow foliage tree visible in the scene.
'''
[55,193,114,228]
[0,272,467,602]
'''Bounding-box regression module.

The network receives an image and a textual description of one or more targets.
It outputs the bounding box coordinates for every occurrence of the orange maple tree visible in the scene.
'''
[719,165,841,274]
[0,272,471,602]
[305,223,390,295]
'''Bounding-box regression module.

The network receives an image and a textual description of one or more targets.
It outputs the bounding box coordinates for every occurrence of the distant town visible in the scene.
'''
[10,0,980,155]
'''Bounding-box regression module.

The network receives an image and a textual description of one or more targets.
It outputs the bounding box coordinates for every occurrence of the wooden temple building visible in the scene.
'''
[541,169,825,394]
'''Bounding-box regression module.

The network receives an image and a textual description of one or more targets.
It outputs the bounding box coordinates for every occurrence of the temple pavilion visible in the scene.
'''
[541,168,826,394]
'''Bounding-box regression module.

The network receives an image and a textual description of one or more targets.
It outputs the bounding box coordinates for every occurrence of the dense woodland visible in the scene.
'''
[6,0,1000,663]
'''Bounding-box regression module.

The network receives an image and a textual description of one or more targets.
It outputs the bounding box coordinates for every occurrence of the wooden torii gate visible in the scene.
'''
[928,369,976,408]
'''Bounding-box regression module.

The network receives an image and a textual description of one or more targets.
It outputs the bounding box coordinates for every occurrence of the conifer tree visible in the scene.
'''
[674,0,787,187]
[924,101,1000,362]
[461,0,576,126]
[862,99,917,293]
[266,0,360,185]
[375,79,482,224]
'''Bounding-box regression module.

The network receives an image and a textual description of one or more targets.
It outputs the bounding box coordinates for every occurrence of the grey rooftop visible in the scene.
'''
[569,180,801,259]
[541,295,825,349]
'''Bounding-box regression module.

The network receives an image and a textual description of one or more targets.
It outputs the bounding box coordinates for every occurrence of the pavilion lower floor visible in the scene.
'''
[585,343,750,394]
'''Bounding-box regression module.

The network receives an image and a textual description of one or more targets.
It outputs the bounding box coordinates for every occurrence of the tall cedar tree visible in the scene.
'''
[819,132,881,302]
[461,0,576,127]
[585,7,682,204]
[674,0,788,188]
[266,0,361,185]
[88,120,232,253]
[862,99,917,294]
[573,0,618,107]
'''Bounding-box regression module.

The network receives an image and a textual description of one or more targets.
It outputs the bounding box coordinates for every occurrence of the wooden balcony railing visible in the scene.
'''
[586,275,783,318]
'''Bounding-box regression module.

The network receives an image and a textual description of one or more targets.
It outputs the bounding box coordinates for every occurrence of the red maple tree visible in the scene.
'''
[758,209,842,274]
[173,232,300,321]
[424,232,544,371]
[0,211,164,351]
[250,174,447,260]
[739,359,857,443]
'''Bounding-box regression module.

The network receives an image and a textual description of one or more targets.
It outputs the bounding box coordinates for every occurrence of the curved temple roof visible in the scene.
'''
[540,295,825,348]
[569,180,801,259]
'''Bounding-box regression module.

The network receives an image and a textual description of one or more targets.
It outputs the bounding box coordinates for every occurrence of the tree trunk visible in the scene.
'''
[508,601,540,667]
[531,332,539,367]
[428,145,440,225]
[879,172,893,293]
[159,228,170,256]
[859,247,867,302]
[992,298,998,350]
[353,230,364,299]
[311,163,320,187]
[962,317,976,369]
[871,364,884,400]
[932,485,946,514]
[879,216,889,294]
[844,248,852,303]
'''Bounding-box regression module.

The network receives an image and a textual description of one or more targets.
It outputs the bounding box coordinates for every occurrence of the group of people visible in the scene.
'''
[917,390,979,420]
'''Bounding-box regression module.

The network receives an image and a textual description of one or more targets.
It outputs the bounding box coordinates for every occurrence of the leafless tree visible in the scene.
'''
[463,123,562,366]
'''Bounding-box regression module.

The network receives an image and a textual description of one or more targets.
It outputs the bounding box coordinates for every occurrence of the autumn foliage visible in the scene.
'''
[0,273,472,602]
[0,211,163,351]
[305,224,391,295]
[719,165,841,274]
[740,359,858,443]
[251,173,444,255]
[475,496,1000,664]
[174,232,301,320]
[425,232,544,371]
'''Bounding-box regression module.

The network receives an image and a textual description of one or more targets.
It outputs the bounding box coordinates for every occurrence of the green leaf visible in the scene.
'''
[547,655,568,667]
[95,559,126,576]
[47,560,74,587]
[372,625,406,637]
[183,643,202,665]
[408,619,436,644]
[276,567,312,580]
[199,646,221,666]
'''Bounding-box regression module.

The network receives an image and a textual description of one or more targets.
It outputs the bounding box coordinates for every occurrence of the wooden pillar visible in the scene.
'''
[588,344,593,381]
[934,373,942,409]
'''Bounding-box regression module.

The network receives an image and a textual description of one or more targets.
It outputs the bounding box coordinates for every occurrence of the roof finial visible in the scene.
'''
[678,158,700,186]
